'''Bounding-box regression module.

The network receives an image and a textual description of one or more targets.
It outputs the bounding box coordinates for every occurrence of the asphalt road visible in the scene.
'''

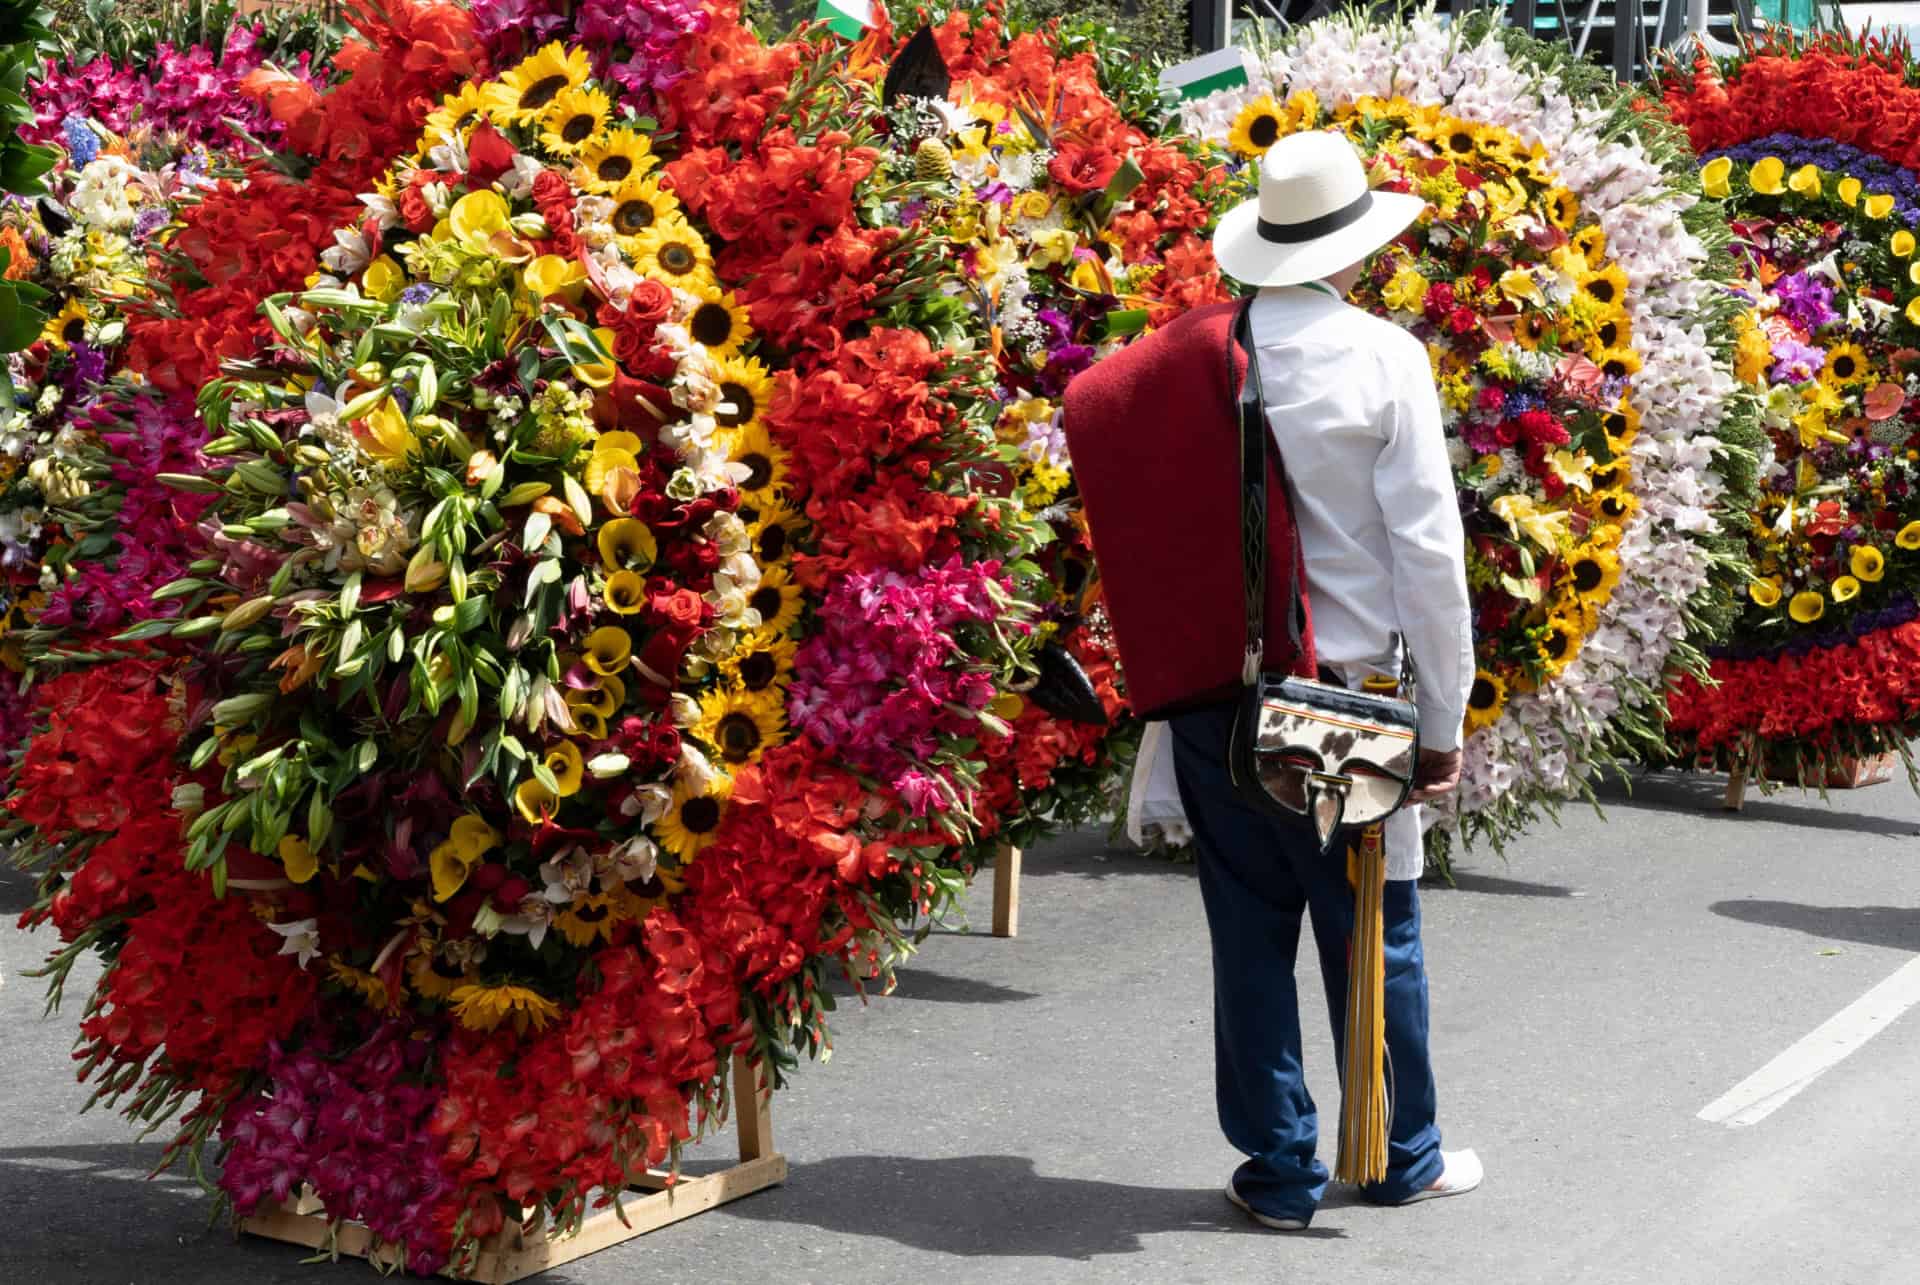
[4,766,1920,1284]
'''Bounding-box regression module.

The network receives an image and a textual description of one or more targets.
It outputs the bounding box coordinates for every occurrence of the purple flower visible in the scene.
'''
[1769,336,1826,384]
[1771,271,1838,333]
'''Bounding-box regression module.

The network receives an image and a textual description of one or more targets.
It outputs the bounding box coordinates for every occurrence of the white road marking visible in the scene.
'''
[1699,954,1920,1128]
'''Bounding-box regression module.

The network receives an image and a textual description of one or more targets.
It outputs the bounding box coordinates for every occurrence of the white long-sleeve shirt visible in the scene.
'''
[1249,283,1474,753]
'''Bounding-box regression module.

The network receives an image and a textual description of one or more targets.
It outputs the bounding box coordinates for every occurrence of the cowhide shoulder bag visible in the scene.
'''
[1224,296,1422,853]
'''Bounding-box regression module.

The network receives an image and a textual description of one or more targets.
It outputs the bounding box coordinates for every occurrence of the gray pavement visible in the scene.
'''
[4,767,1920,1284]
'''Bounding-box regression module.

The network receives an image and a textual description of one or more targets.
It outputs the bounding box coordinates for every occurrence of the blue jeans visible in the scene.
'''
[1170,705,1443,1223]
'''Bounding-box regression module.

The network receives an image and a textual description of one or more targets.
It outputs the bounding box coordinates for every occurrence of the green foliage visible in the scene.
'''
[741,0,1192,66]
[48,0,346,66]
[0,0,54,360]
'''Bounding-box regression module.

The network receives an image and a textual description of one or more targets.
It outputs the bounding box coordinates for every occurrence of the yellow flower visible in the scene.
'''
[1788,589,1826,623]
[629,218,715,288]
[605,174,679,240]
[580,131,659,194]
[721,634,797,697]
[1227,96,1284,158]
[1748,156,1786,195]
[429,814,503,901]
[597,517,658,571]
[1822,342,1870,387]
[1899,520,1920,550]
[486,42,592,125]
[1749,579,1782,608]
[39,298,88,351]
[566,672,626,719]
[569,326,619,389]
[746,562,803,635]
[1027,226,1078,267]
[1700,156,1733,199]
[683,279,752,359]
[1838,175,1863,207]
[693,686,785,766]
[655,778,730,860]
[1464,669,1507,735]
[514,777,560,824]
[1895,230,1916,259]
[449,189,511,249]
[584,445,640,498]
[360,397,415,468]
[1578,263,1629,311]
[1787,163,1822,197]
[544,740,585,795]
[1907,296,1920,327]
[1542,188,1580,231]
[712,354,774,434]
[1832,575,1862,603]
[582,626,632,675]
[522,253,586,301]
[1566,545,1621,602]
[1012,191,1053,221]
[423,81,495,145]
[1594,346,1641,381]
[1866,193,1897,219]
[1432,118,1481,160]
[553,890,633,948]
[1382,265,1431,313]
[604,569,648,614]
[278,835,317,884]
[1536,608,1583,674]
[539,83,612,156]
[450,982,562,1035]
[1496,269,1543,307]
[1851,545,1886,582]
[362,254,407,303]
[726,422,789,500]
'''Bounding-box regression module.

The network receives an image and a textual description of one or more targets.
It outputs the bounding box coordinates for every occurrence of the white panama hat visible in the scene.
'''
[1212,129,1426,289]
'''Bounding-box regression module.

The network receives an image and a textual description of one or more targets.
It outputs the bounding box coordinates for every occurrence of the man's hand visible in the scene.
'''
[1409,747,1462,803]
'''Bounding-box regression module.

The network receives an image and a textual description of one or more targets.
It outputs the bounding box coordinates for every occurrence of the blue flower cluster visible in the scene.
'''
[1714,591,1920,659]
[60,115,98,167]
[1707,131,1920,229]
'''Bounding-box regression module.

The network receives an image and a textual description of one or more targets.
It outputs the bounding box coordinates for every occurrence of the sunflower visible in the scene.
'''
[1593,488,1638,524]
[726,422,790,501]
[712,353,775,434]
[745,497,807,565]
[1587,308,1631,352]
[1565,544,1621,604]
[655,779,729,861]
[1433,118,1481,161]
[41,298,89,351]
[540,84,613,156]
[1588,456,1631,493]
[1227,96,1285,158]
[1594,346,1642,381]
[1600,402,1641,451]
[578,130,658,193]
[1822,342,1871,387]
[1513,310,1555,351]
[605,174,680,241]
[747,563,804,636]
[450,982,562,1034]
[722,633,798,697]
[1571,224,1607,262]
[422,81,494,145]
[330,959,396,1010]
[683,279,752,359]
[1536,608,1583,675]
[1542,187,1581,231]
[486,43,592,126]
[1577,262,1629,311]
[553,888,633,948]
[1464,668,1507,735]
[629,218,715,288]
[693,686,785,767]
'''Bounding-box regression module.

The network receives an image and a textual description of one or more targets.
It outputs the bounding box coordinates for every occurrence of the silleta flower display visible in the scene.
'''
[1175,12,1758,855]
[1660,33,1920,780]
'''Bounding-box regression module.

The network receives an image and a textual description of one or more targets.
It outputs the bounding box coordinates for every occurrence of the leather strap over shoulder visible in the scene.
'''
[1230,297,1305,684]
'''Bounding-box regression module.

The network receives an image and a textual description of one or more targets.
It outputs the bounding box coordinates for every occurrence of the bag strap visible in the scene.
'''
[1230,297,1304,686]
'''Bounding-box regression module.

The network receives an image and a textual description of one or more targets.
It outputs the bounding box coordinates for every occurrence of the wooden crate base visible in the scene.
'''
[1724,752,1898,810]
[991,843,1021,938]
[240,1051,784,1282]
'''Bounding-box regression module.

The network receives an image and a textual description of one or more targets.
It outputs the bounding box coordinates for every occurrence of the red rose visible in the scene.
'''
[398,186,435,233]
[657,588,706,630]
[531,168,573,210]
[627,279,673,326]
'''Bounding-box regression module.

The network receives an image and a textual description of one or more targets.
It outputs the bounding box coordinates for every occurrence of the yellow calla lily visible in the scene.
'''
[523,253,586,300]
[429,814,502,901]
[1748,156,1786,195]
[1906,296,1920,327]
[571,326,619,389]
[278,835,317,884]
[604,568,648,614]
[1851,545,1886,582]
[566,672,625,718]
[596,517,657,570]
[1788,590,1826,623]
[1838,176,1863,206]
[1787,164,1822,197]
[1866,193,1897,219]
[1899,520,1920,550]
[514,777,560,824]
[449,190,511,249]
[1749,579,1782,608]
[1832,575,1862,603]
[1699,156,1732,199]
[584,447,639,496]
[449,814,502,862]
[1895,231,1916,259]
[582,626,632,676]
[544,741,585,796]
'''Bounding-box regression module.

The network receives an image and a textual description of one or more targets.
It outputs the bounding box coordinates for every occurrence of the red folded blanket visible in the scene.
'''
[1063,300,1315,719]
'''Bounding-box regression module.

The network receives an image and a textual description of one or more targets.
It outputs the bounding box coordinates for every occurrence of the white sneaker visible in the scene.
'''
[1397,1149,1483,1204]
[1225,1178,1310,1230]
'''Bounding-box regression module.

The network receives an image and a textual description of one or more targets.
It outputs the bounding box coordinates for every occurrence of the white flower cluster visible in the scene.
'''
[1185,13,1739,842]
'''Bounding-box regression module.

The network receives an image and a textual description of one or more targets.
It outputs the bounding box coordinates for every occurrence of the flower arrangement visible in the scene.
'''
[1658,33,1920,779]
[1173,11,1759,855]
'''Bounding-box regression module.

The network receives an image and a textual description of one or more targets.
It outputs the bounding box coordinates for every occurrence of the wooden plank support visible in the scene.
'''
[239,1050,786,1283]
[992,842,1021,938]
[1724,768,1747,812]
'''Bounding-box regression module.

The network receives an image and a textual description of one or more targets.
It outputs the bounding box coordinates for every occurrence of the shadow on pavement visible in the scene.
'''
[825,968,1040,1005]
[1426,871,1576,898]
[1711,899,1920,952]
[0,863,39,915]
[724,1153,1344,1255]
[1597,773,1920,838]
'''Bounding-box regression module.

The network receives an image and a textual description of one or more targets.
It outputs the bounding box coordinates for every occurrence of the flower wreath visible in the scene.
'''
[1176,11,1759,855]
[1658,34,1920,779]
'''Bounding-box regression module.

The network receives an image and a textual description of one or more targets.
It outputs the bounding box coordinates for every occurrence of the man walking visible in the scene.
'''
[1067,129,1480,1230]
